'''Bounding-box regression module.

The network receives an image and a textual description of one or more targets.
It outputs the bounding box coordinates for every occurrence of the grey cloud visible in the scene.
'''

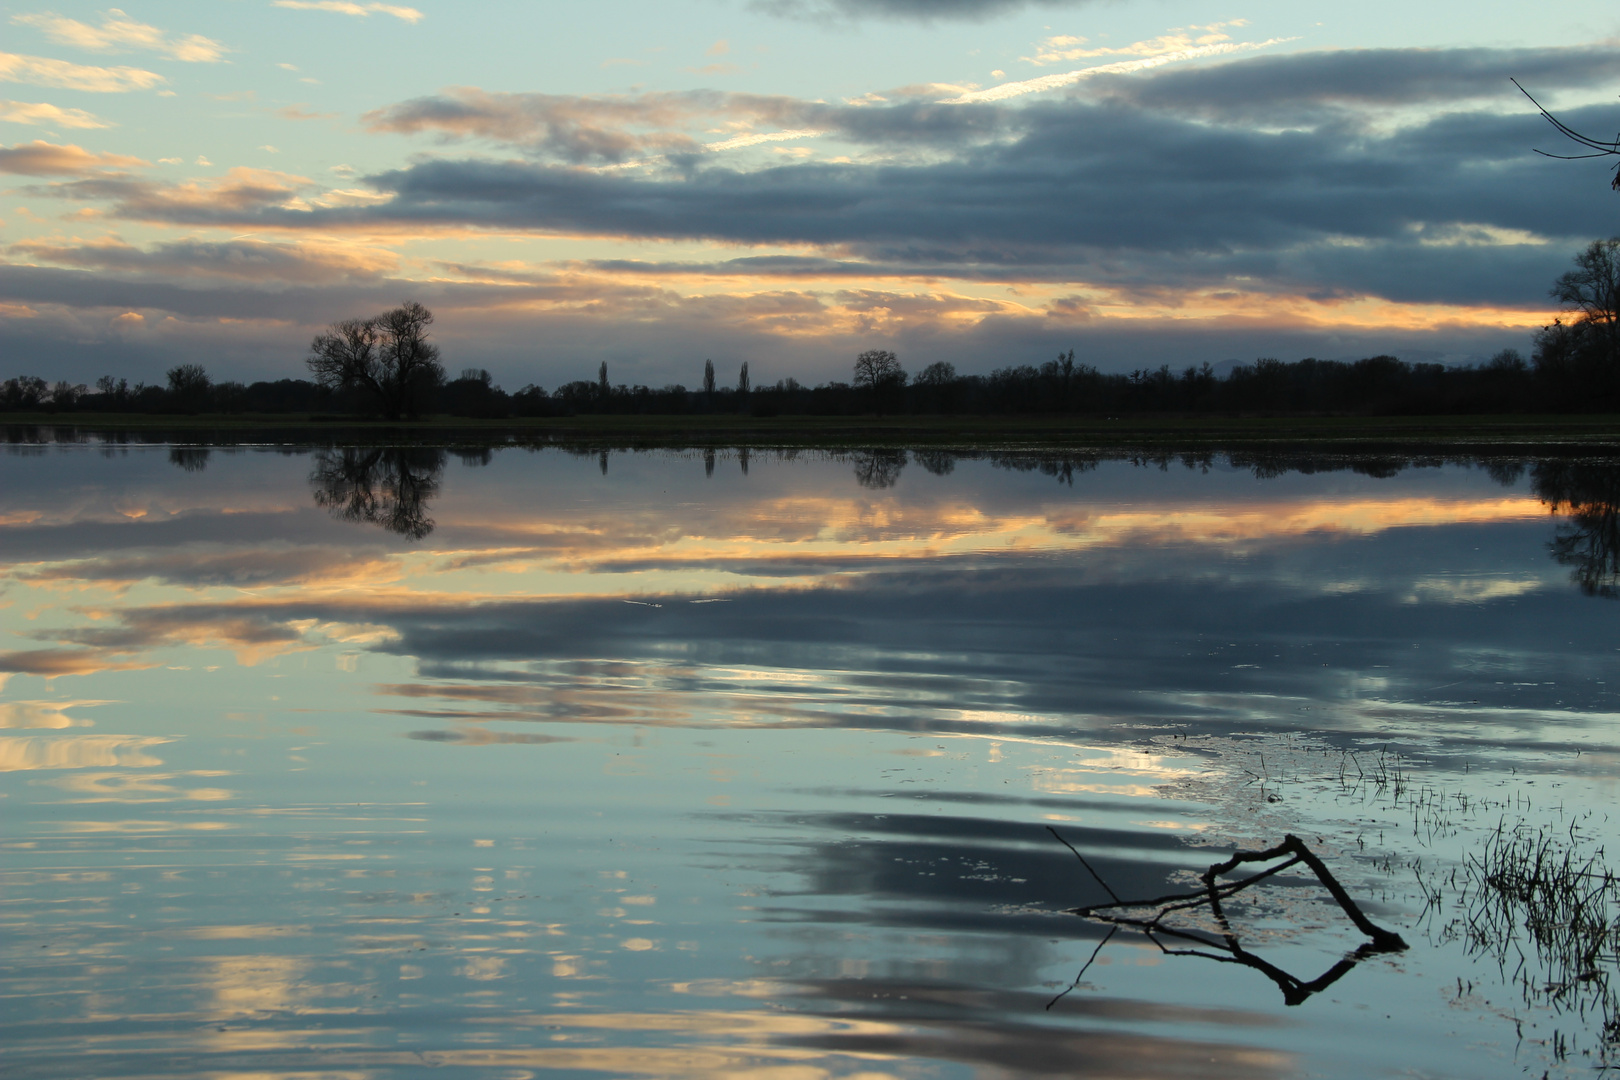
[361,86,1010,163]
[27,48,1614,266]
[332,105,1603,258]
[1092,45,1620,120]
[0,260,667,320]
[21,545,394,589]
[10,237,397,283]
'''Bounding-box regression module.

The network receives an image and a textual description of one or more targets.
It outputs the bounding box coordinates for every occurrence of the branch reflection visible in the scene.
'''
[1532,460,1620,598]
[852,449,906,489]
[310,447,445,540]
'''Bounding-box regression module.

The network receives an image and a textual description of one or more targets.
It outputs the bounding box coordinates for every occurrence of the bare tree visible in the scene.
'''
[703,359,716,397]
[1513,80,1620,191]
[307,301,445,420]
[166,363,211,413]
[738,361,750,395]
[852,349,904,390]
[1552,237,1620,353]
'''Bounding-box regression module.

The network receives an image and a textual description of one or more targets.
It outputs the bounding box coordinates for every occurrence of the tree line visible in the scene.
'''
[5,238,1618,419]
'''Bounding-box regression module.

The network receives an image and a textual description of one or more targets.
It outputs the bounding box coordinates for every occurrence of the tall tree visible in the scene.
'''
[1551,237,1620,357]
[598,361,609,399]
[307,302,445,420]
[703,359,716,397]
[166,363,211,413]
[853,349,904,390]
[853,349,907,414]
[737,361,749,395]
[1534,238,1620,409]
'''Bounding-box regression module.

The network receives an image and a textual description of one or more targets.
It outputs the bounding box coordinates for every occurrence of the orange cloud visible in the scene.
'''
[0,139,146,176]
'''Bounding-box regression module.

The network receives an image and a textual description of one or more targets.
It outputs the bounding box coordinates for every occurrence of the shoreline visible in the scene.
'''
[3,412,1618,453]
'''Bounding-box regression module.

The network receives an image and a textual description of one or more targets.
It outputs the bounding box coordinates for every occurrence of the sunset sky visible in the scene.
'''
[0,0,1616,390]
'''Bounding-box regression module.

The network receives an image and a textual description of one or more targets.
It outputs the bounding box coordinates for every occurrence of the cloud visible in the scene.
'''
[22,545,398,589]
[361,85,1013,165]
[31,166,318,223]
[0,51,165,92]
[19,54,1613,321]
[362,86,734,163]
[1025,21,1250,65]
[0,99,111,128]
[939,37,1293,103]
[275,104,1596,257]
[278,104,336,121]
[11,10,227,63]
[271,1,425,23]
[0,648,154,678]
[0,139,145,175]
[1089,44,1620,120]
[753,0,1088,21]
[2,42,1613,380]
[10,235,399,283]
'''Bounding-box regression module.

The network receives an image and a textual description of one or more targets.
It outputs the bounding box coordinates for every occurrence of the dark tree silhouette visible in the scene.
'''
[1513,79,1620,191]
[737,361,750,395]
[166,363,211,413]
[852,349,904,391]
[1534,239,1620,407]
[703,359,716,398]
[1552,238,1620,356]
[310,447,446,540]
[306,302,445,420]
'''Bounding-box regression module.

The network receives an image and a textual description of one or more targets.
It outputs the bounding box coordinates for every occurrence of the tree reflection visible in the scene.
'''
[169,446,210,472]
[310,447,445,540]
[852,449,907,489]
[1532,461,1620,598]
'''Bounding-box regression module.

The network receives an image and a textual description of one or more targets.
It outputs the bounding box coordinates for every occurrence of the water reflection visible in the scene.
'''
[310,446,444,540]
[852,448,906,489]
[169,446,210,473]
[1531,460,1620,598]
[4,442,1620,1079]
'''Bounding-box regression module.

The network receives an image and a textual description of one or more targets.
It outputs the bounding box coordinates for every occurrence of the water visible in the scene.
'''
[3,440,1618,1079]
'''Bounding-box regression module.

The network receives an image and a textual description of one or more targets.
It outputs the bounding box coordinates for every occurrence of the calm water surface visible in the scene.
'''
[3,441,1618,1079]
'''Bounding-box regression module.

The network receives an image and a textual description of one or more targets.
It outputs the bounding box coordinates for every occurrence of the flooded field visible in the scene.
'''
[2,438,1618,1079]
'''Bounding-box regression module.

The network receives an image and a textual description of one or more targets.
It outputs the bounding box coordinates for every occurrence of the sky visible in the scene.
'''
[0,0,1616,390]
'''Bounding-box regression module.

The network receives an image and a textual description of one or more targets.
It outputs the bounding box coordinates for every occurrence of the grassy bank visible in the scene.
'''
[4,411,1619,452]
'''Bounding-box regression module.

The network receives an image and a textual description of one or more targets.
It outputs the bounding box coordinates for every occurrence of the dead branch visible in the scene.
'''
[1050,829,1407,1007]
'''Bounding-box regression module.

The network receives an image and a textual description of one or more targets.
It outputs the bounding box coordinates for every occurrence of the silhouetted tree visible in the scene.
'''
[1535,239,1620,407]
[166,363,211,413]
[703,359,716,397]
[49,380,87,410]
[1552,238,1620,358]
[598,361,609,400]
[738,361,749,395]
[853,349,906,412]
[853,349,904,390]
[306,301,444,419]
